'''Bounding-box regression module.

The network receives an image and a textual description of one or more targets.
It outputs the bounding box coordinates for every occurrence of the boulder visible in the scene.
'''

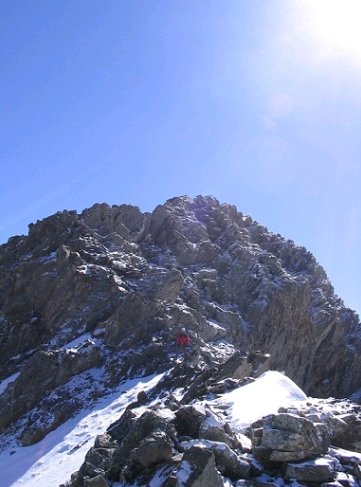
[129,430,173,468]
[174,406,207,439]
[185,440,250,480]
[78,446,115,479]
[199,409,238,449]
[176,446,223,487]
[333,416,361,453]
[108,410,176,480]
[217,352,252,381]
[209,443,250,480]
[328,447,361,480]
[107,408,137,441]
[84,474,109,487]
[285,456,341,483]
[250,413,330,463]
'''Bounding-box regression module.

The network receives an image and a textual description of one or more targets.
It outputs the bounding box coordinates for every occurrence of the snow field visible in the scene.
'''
[0,372,165,487]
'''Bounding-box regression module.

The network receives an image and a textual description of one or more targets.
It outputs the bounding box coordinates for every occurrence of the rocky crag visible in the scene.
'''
[0,195,361,486]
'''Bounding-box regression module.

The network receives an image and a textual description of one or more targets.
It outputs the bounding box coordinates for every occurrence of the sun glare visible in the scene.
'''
[304,0,361,59]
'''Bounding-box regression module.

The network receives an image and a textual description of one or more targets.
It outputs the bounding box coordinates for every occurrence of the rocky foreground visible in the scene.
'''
[64,364,361,487]
[0,195,360,485]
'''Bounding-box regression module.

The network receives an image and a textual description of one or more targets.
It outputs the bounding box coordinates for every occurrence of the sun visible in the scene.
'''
[303,0,361,59]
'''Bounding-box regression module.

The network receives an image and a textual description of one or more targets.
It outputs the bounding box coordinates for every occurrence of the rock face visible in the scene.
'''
[0,195,361,447]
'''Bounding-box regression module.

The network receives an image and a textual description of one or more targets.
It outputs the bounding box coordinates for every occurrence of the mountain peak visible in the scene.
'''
[0,196,360,483]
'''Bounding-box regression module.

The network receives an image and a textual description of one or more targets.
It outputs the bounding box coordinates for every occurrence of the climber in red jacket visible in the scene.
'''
[175,327,200,366]
[176,327,191,347]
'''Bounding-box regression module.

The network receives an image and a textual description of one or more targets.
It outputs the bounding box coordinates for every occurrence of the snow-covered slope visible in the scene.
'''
[0,373,164,487]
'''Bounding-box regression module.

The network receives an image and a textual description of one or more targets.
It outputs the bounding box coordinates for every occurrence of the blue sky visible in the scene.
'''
[1,1,360,315]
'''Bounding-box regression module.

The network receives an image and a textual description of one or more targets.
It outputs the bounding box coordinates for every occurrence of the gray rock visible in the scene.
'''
[79,446,115,479]
[129,430,173,468]
[199,409,238,449]
[2,193,361,463]
[217,352,252,381]
[332,471,360,486]
[189,440,250,480]
[328,446,361,480]
[141,269,184,302]
[108,410,176,480]
[333,416,361,453]
[175,406,207,439]
[285,456,341,483]
[84,474,109,487]
[81,203,145,237]
[104,293,154,348]
[176,446,223,487]
[0,345,102,434]
[251,413,330,463]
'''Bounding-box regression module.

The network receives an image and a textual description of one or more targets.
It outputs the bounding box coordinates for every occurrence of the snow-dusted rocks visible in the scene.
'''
[64,371,361,487]
[2,364,361,486]
[0,344,102,444]
[333,413,361,453]
[284,456,341,483]
[129,430,173,468]
[181,440,251,480]
[176,446,224,487]
[2,195,359,403]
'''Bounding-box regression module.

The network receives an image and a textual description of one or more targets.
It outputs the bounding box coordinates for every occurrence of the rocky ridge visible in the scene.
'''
[0,195,361,485]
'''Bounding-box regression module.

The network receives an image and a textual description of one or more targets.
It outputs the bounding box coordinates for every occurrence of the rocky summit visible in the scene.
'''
[0,195,361,487]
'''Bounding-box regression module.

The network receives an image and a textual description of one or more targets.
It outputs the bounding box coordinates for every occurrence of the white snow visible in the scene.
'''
[0,372,20,395]
[206,319,226,332]
[181,438,229,452]
[37,252,57,263]
[0,373,165,487]
[148,465,174,487]
[61,333,94,350]
[206,370,307,432]
[176,459,193,485]
[202,410,223,429]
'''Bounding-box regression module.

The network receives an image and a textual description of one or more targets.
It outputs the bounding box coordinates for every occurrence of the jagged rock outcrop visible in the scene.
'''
[1,195,361,449]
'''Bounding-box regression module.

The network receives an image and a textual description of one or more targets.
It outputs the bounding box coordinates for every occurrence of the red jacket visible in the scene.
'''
[176,333,191,347]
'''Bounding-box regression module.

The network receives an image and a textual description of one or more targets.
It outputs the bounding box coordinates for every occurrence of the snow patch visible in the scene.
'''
[206,370,307,432]
[0,372,20,395]
[176,460,193,485]
[61,333,94,351]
